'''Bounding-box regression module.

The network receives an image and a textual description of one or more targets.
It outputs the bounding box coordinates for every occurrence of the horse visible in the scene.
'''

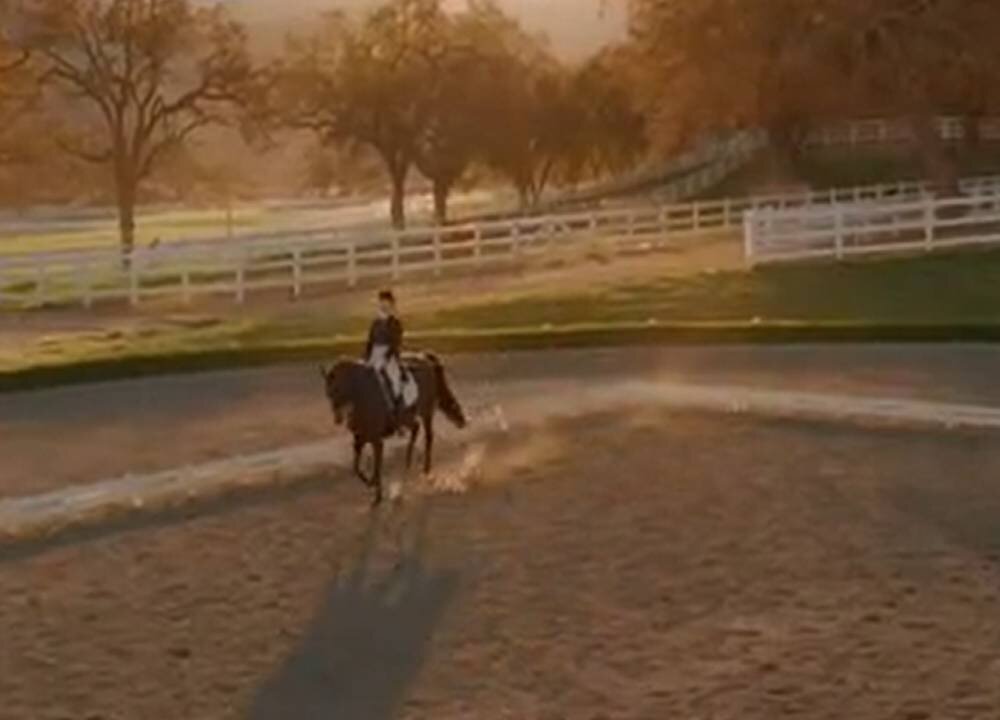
[320,352,467,505]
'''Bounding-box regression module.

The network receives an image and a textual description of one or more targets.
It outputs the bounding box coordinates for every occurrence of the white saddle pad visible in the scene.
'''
[401,375,419,407]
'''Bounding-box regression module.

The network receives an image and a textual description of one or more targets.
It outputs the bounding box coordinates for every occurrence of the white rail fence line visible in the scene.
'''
[549,130,767,208]
[745,179,1000,265]
[805,115,1000,148]
[5,173,1000,309]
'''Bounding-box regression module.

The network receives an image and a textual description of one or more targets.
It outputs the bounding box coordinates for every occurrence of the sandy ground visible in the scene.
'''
[6,344,1000,499]
[4,409,1000,719]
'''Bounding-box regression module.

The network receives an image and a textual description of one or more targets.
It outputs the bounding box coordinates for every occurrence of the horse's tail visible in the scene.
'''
[427,352,466,428]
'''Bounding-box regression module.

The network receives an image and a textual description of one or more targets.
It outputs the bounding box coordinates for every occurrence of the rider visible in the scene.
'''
[365,289,406,431]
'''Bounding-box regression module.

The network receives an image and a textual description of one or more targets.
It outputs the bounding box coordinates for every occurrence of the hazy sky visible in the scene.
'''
[221,0,627,58]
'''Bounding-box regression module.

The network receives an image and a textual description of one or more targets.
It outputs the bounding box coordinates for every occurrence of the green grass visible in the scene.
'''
[8,246,1000,392]
[426,251,1000,328]
[0,205,355,256]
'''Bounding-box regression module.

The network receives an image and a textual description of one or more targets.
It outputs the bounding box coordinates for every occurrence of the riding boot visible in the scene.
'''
[394,397,407,437]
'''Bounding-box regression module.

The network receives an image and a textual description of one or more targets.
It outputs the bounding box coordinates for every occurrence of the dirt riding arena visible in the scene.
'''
[5,348,1000,718]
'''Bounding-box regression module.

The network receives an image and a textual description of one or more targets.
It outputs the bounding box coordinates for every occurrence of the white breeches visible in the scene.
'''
[369,345,417,405]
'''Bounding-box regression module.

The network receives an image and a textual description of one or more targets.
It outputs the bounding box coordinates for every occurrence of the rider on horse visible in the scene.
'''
[365,289,406,432]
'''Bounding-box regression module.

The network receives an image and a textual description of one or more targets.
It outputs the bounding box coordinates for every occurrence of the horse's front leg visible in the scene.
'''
[353,437,371,487]
[371,439,385,507]
[423,416,434,476]
[405,422,420,471]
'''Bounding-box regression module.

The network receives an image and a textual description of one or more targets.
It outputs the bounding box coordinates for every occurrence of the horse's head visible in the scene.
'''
[320,361,354,426]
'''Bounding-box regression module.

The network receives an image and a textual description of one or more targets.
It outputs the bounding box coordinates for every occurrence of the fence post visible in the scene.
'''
[658,206,670,247]
[693,201,702,231]
[473,227,482,265]
[81,262,93,309]
[834,206,845,260]
[924,200,935,251]
[128,251,139,307]
[391,235,401,280]
[743,210,756,266]
[722,198,732,228]
[511,222,520,258]
[292,247,302,299]
[432,228,443,276]
[235,250,246,304]
[347,241,357,287]
[34,261,47,307]
[181,267,191,304]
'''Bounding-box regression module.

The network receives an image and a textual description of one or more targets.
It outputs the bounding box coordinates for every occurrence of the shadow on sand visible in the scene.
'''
[247,502,461,720]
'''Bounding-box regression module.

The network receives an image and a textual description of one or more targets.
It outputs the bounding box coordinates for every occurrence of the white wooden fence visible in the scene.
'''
[0,201,739,309]
[745,177,1000,265]
[805,115,1000,148]
[549,130,767,208]
[7,173,1000,308]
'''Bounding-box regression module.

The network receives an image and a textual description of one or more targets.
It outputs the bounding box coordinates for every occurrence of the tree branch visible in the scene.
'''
[0,49,30,74]
[54,133,114,165]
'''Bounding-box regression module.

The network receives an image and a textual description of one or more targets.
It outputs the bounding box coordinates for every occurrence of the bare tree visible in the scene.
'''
[274,0,449,229]
[8,0,251,258]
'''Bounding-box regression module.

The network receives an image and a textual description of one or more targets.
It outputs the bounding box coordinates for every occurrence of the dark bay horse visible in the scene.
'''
[321,352,467,505]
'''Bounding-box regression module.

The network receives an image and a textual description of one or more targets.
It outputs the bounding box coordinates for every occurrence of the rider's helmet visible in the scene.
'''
[378,289,396,311]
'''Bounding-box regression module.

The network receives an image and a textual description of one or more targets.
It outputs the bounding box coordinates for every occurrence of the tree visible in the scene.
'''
[298,142,384,198]
[0,8,40,167]
[626,0,1000,191]
[485,56,607,209]
[410,16,482,223]
[301,146,338,198]
[570,45,648,181]
[274,0,451,229]
[7,0,252,258]
[411,1,531,223]
[827,0,1000,192]
[628,0,847,164]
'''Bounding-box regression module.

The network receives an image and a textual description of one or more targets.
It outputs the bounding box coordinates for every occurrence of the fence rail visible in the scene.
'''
[5,173,1000,309]
[805,115,1000,147]
[745,178,1000,265]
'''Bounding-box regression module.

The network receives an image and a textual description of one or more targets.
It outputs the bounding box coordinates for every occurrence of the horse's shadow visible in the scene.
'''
[247,503,461,720]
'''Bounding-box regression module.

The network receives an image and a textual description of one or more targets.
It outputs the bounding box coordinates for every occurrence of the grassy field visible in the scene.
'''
[0,205,343,254]
[6,243,1000,390]
[0,190,507,256]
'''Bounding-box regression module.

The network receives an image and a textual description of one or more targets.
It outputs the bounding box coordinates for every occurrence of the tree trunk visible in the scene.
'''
[389,168,407,230]
[517,185,531,212]
[909,114,959,196]
[432,179,450,225]
[770,120,806,170]
[115,171,137,268]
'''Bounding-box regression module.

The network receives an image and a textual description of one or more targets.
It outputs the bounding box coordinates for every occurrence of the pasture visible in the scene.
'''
[0,189,502,256]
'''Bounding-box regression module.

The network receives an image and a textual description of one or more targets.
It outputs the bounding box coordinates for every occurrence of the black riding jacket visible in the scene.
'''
[365,314,403,360]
